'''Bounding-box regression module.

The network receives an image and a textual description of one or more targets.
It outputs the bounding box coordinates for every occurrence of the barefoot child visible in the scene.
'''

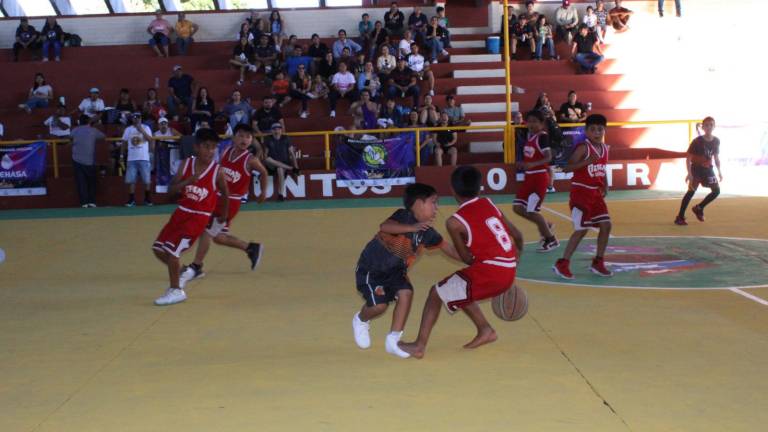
[399,166,524,359]
[352,183,460,358]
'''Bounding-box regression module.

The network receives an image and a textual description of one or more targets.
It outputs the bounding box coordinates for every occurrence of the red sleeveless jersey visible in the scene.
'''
[219,146,252,199]
[177,157,219,215]
[523,131,550,174]
[452,197,517,266]
[571,139,609,189]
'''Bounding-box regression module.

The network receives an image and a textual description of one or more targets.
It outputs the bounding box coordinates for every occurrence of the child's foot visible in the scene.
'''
[537,236,560,253]
[674,215,688,225]
[352,312,371,349]
[385,331,410,358]
[179,264,205,288]
[463,328,497,349]
[397,341,425,359]
[590,257,613,277]
[246,242,263,270]
[692,205,705,222]
[154,288,187,306]
[553,258,574,279]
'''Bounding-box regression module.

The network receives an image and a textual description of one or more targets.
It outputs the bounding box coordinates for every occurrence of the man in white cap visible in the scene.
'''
[154,117,182,177]
[78,88,105,123]
[121,112,155,207]
[263,122,299,202]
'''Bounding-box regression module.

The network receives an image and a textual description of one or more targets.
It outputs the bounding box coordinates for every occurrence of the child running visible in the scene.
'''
[675,116,722,225]
[399,166,524,359]
[152,128,229,306]
[352,183,460,358]
[179,124,269,286]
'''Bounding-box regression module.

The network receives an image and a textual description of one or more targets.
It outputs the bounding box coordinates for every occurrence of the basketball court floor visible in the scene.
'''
[1,191,767,431]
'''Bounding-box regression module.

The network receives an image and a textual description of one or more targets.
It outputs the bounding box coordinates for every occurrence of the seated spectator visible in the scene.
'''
[332,29,362,60]
[285,45,313,79]
[238,22,256,44]
[405,110,434,161]
[387,58,420,107]
[18,73,53,114]
[358,61,381,100]
[558,90,588,122]
[534,15,557,61]
[79,88,105,122]
[13,18,39,62]
[398,30,415,59]
[417,94,440,126]
[583,6,599,36]
[121,112,155,207]
[40,17,64,62]
[407,44,436,97]
[317,52,338,81]
[71,115,106,207]
[271,71,291,108]
[534,92,558,123]
[246,10,266,38]
[230,36,257,86]
[377,35,398,64]
[511,15,536,60]
[610,0,633,33]
[350,90,379,130]
[376,45,397,80]
[290,65,313,118]
[254,34,278,75]
[380,98,408,128]
[433,111,458,166]
[308,74,330,100]
[44,103,71,138]
[253,96,284,134]
[142,88,167,123]
[263,123,298,202]
[190,87,215,129]
[351,52,367,76]
[267,11,286,52]
[520,1,537,22]
[167,65,195,119]
[368,21,389,60]
[338,47,354,67]
[425,16,449,64]
[436,6,452,48]
[147,10,172,57]
[358,13,373,47]
[384,2,405,38]
[175,12,199,56]
[223,90,253,128]
[408,7,429,44]
[111,88,137,125]
[443,95,470,126]
[571,24,604,74]
[595,1,610,42]
[329,62,358,118]
[555,0,579,45]
[307,33,329,64]
[282,35,299,60]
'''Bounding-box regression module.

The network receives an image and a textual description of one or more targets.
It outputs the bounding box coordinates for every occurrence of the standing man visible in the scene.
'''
[122,113,155,207]
[70,115,106,208]
[175,12,199,56]
[263,123,299,202]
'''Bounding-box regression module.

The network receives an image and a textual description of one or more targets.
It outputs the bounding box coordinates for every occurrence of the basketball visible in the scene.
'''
[491,284,528,321]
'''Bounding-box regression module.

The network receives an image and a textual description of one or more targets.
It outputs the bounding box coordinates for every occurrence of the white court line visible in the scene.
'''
[729,288,768,306]
[541,206,603,235]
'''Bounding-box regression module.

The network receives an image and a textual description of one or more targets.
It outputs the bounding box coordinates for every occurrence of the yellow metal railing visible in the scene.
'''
[0,120,701,179]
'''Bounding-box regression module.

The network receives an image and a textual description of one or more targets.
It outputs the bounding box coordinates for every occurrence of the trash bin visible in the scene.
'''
[486,36,500,54]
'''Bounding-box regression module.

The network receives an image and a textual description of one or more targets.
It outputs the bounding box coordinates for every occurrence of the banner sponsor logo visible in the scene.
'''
[335,134,416,187]
[0,141,47,196]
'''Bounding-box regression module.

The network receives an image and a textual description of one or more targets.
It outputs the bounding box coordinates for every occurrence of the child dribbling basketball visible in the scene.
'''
[352,183,460,358]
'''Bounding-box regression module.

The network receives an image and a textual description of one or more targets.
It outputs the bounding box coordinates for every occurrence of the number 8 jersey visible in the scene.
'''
[452,197,517,267]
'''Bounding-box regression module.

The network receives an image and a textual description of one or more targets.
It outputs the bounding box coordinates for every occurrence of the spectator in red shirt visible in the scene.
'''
[147,10,172,57]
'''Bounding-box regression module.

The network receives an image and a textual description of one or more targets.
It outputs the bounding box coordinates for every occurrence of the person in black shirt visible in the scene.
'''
[230,36,256,86]
[263,123,298,202]
[307,33,329,66]
[167,65,195,119]
[316,51,338,81]
[675,117,723,225]
[190,87,215,129]
[408,6,429,43]
[425,16,449,63]
[384,2,405,38]
[571,24,603,74]
[40,17,64,62]
[368,21,389,60]
[386,58,420,107]
[558,90,587,122]
[253,34,278,75]
[13,18,39,62]
[253,96,284,134]
[434,112,457,166]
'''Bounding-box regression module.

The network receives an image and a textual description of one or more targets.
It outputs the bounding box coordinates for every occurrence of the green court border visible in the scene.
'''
[0,189,732,221]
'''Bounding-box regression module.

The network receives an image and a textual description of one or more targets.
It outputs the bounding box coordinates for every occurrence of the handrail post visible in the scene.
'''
[687,121,693,147]
[415,129,421,167]
[324,133,330,171]
[51,142,59,179]
[502,0,512,151]
[511,125,517,165]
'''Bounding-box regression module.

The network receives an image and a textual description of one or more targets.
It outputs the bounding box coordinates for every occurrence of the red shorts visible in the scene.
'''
[153,208,210,258]
[209,197,242,235]
[435,261,517,313]
[514,171,549,212]
[569,186,610,230]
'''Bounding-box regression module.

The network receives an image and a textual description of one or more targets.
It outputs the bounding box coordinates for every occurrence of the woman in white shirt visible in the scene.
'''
[18,73,54,114]
[376,45,396,81]
[398,30,415,59]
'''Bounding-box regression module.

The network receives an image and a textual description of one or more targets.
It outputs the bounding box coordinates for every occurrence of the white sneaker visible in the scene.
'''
[179,265,205,289]
[431,59,438,64]
[385,331,410,358]
[87,203,97,208]
[330,110,336,118]
[352,312,371,349]
[265,66,272,74]
[300,111,308,119]
[248,64,257,72]
[428,89,435,96]
[441,50,449,56]
[154,288,187,306]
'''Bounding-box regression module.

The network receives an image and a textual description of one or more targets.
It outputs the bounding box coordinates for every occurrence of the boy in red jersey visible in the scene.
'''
[552,114,612,279]
[179,124,269,286]
[514,110,559,252]
[399,166,524,359]
[152,128,229,306]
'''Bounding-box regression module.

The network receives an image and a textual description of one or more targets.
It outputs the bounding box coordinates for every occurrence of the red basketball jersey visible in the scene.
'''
[177,157,219,215]
[522,131,550,174]
[452,197,517,266]
[219,146,252,199]
[571,139,609,189]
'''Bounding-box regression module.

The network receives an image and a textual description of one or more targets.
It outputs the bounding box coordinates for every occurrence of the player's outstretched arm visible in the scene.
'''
[248,156,269,203]
[439,241,462,262]
[380,218,432,234]
[446,216,474,265]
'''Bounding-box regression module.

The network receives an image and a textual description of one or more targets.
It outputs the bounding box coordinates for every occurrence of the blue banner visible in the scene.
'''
[335,134,416,187]
[0,141,47,196]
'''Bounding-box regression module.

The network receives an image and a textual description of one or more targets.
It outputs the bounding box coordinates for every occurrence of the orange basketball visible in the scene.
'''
[491,284,528,321]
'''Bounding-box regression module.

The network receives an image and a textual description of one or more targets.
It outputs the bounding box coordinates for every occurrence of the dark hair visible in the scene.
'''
[702,116,715,124]
[233,124,254,135]
[196,86,210,103]
[338,29,347,36]
[403,183,437,209]
[525,110,544,122]
[270,10,282,23]
[451,166,482,198]
[362,13,369,18]
[525,1,534,6]
[311,33,319,38]
[195,127,220,144]
[446,95,455,101]
[33,72,45,90]
[578,23,589,31]
[585,113,608,127]
[78,114,90,125]
[568,90,576,96]
[436,6,445,13]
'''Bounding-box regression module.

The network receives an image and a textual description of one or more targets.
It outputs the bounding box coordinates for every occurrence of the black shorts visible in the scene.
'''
[691,165,718,188]
[355,267,413,307]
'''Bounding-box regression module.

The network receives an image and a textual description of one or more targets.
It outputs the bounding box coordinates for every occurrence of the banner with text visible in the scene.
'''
[0,141,47,196]
[335,134,416,187]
